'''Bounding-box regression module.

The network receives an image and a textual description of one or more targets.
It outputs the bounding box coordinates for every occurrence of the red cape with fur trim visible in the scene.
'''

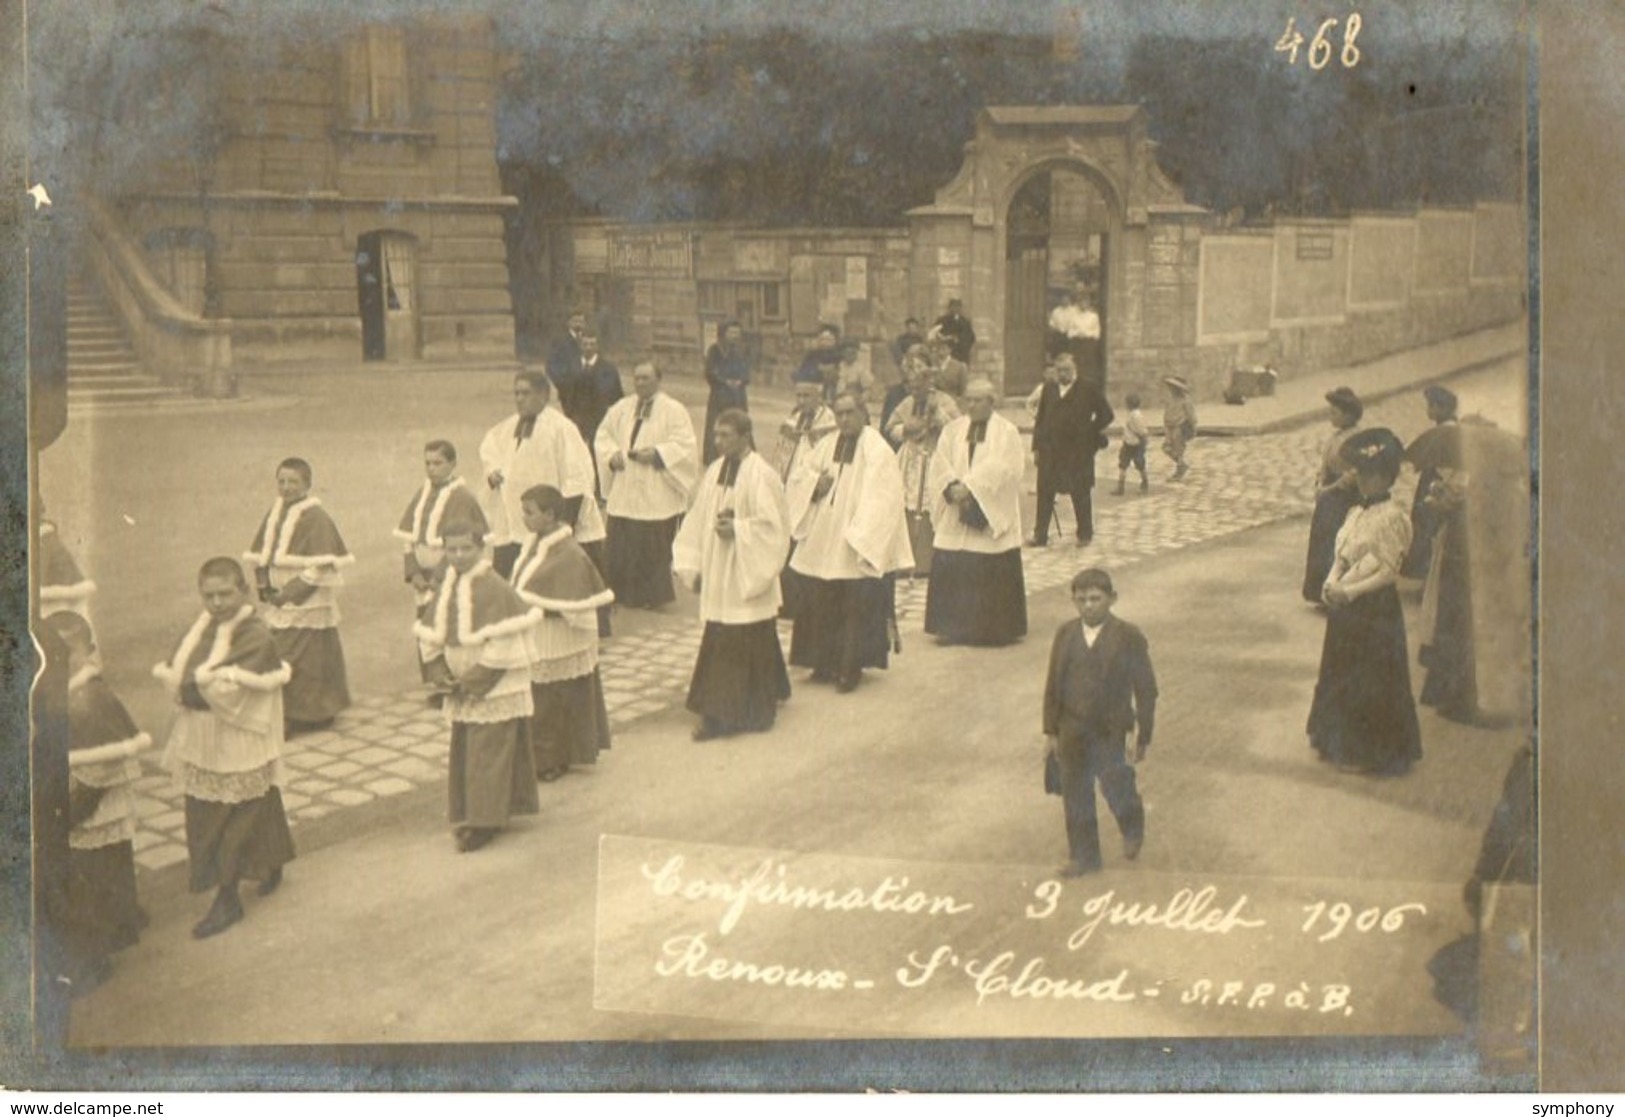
[247,497,352,569]
[415,561,537,649]
[513,529,614,615]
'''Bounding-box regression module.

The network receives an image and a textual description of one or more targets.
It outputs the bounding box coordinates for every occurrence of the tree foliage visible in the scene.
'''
[497,20,1524,227]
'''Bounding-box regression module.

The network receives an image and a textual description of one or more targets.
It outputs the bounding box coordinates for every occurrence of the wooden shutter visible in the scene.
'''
[369,27,410,125]
[342,36,370,124]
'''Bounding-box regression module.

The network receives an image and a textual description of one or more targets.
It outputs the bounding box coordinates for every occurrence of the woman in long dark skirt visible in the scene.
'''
[1417,471,1478,721]
[702,321,752,465]
[1307,427,1422,776]
[1302,387,1364,603]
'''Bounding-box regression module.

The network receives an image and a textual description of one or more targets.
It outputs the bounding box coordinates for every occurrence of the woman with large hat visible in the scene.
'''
[1302,386,1364,603]
[1406,413,1529,725]
[1306,427,1423,775]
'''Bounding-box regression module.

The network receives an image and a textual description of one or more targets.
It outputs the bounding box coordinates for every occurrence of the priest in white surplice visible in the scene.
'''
[479,370,607,585]
[925,377,1029,646]
[673,410,792,740]
[785,392,914,693]
[595,361,700,609]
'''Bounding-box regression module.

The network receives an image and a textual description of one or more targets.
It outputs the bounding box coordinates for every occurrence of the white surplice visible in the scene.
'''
[672,451,790,625]
[593,392,699,522]
[786,426,914,579]
[479,407,606,546]
[930,412,1026,554]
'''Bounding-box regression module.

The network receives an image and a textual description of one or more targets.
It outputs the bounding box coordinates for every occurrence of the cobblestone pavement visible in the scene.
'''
[124,369,1511,873]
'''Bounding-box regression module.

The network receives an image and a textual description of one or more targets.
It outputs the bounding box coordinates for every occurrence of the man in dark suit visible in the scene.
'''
[547,310,590,431]
[1042,567,1157,877]
[1026,352,1114,547]
[574,333,622,447]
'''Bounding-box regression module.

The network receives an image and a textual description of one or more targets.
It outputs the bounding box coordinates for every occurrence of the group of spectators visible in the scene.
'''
[1301,383,1528,780]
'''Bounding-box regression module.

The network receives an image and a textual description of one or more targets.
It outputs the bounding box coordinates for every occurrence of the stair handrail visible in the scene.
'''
[81,195,236,397]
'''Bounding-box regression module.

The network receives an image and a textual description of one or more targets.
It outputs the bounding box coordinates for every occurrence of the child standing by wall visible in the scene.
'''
[1161,376,1198,481]
[1115,392,1150,495]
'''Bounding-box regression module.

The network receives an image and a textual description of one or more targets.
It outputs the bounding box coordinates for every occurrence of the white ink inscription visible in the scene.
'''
[1275,13,1363,70]
[655,931,855,991]
[1182,979,1356,1016]
[1301,900,1427,941]
[641,855,976,935]
[896,946,1137,1008]
[1056,885,1269,950]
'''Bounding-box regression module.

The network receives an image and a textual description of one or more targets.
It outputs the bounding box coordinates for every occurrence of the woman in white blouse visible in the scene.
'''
[1306,427,1423,776]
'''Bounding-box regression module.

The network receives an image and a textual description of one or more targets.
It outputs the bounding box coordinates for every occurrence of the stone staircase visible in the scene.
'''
[67,279,168,407]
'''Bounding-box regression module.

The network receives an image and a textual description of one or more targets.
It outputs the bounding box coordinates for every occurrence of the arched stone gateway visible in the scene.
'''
[908,106,1199,397]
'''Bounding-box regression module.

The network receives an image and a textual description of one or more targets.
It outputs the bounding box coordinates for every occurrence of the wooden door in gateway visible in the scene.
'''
[1004,243,1048,397]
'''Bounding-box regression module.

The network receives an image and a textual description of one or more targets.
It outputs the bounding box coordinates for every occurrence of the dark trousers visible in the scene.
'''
[788,577,890,679]
[1055,734,1143,871]
[491,542,522,580]
[1035,471,1093,541]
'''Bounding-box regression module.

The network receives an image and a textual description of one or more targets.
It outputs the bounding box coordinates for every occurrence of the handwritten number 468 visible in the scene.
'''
[1275,14,1363,69]
[1301,900,1425,942]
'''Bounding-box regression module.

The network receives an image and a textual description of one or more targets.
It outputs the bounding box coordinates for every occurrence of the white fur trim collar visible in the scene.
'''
[397,477,468,545]
[511,526,574,592]
[247,496,354,569]
[41,579,97,602]
[152,603,253,689]
[413,561,540,648]
[517,585,615,614]
[69,732,153,768]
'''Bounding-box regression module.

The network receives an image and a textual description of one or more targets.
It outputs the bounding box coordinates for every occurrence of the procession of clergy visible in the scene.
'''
[50,330,1060,957]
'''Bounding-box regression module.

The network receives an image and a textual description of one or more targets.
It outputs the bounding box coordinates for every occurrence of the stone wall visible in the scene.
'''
[541,202,1522,403]
[553,221,915,387]
[1106,203,1525,407]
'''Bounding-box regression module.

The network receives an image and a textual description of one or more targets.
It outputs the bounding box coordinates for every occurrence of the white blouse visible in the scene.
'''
[1328,498,1413,597]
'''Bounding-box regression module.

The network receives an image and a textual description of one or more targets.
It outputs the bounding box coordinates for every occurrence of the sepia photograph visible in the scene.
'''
[10,0,1554,1092]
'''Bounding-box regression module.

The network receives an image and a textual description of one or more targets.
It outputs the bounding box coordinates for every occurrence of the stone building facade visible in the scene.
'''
[110,16,517,369]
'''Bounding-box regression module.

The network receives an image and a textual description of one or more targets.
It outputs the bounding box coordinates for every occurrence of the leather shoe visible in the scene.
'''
[835,673,861,694]
[455,827,496,853]
[1123,833,1144,861]
[256,866,283,897]
[192,894,244,939]
[1024,536,1049,548]
[1055,861,1090,879]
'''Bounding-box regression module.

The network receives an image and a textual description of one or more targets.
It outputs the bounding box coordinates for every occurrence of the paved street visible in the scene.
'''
[43,346,1530,1047]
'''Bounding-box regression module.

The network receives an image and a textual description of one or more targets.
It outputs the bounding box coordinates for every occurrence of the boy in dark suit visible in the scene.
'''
[1043,568,1158,877]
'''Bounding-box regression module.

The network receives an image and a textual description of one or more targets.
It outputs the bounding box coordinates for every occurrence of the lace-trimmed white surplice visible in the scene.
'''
[416,560,537,726]
[154,604,290,803]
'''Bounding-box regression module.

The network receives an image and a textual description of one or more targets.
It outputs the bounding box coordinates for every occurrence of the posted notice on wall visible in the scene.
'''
[593,835,1485,1039]
[845,255,868,300]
